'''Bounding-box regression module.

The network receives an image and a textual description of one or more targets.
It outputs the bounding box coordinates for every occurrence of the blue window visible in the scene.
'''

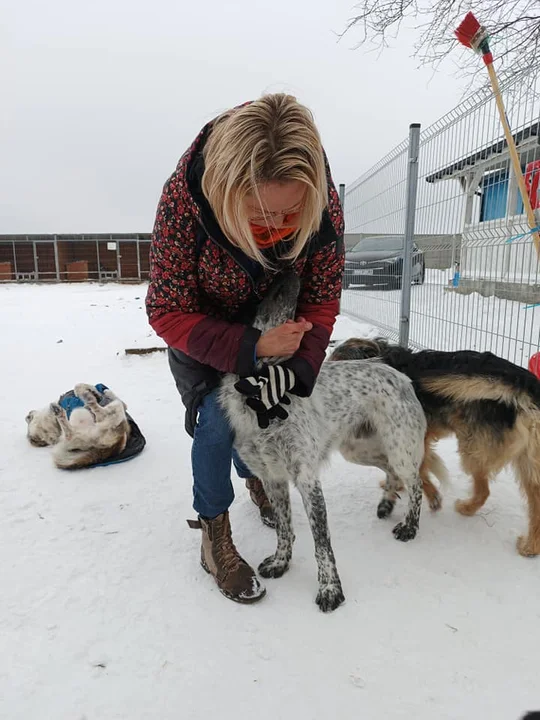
[479,167,526,221]
[480,170,508,221]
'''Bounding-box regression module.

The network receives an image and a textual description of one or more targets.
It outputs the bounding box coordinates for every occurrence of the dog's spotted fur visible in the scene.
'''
[219,273,427,611]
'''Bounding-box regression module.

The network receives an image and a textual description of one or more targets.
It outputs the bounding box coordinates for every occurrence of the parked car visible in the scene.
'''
[343,235,425,290]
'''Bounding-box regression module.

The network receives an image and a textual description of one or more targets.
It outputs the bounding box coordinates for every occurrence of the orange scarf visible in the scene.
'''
[250,223,297,248]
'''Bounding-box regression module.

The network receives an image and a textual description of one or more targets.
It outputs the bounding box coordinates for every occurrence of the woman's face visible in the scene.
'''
[245,181,305,228]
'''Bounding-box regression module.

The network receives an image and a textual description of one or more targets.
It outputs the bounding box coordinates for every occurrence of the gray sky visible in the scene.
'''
[2,0,466,233]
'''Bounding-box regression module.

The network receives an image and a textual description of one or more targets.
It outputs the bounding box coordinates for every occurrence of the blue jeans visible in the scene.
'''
[191,389,253,519]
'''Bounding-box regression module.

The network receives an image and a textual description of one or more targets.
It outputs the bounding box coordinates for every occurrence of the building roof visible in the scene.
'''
[426,121,540,183]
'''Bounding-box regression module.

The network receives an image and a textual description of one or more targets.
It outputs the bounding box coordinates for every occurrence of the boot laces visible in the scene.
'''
[214,518,243,575]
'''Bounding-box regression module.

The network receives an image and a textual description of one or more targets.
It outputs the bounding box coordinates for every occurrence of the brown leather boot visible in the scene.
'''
[188,512,266,604]
[245,477,275,528]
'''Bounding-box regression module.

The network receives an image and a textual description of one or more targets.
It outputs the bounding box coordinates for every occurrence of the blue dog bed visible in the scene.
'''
[58,384,146,469]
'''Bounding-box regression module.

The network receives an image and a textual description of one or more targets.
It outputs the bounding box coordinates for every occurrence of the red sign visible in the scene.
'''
[525,160,540,210]
[529,351,540,379]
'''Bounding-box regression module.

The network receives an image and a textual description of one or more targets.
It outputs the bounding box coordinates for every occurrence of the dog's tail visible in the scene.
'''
[423,442,449,487]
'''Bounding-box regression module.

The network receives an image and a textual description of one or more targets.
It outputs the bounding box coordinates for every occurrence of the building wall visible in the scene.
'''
[461,215,539,287]
[0,237,152,282]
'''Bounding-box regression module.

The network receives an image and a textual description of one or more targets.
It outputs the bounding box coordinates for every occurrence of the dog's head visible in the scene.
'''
[25,408,62,447]
[253,271,301,334]
[329,337,390,362]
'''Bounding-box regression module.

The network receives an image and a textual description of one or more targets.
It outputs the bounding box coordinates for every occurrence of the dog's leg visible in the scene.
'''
[73,383,101,401]
[516,480,540,557]
[420,434,445,511]
[258,479,294,579]
[296,471,344,612]
[379,473,442,511]
[454,434,491,516]
[514,451,540,557]
[419,464,443,512]
[422,479,442,511]
[455,470,490,516]
[377,471,401,519]
[74,385,126,427]
[392,472,423,542]
[102,388,127,411]
[73,384,102,412]
[49,403,73,440]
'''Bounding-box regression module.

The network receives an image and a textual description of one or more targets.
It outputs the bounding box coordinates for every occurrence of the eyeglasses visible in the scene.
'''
[247,201,304,226]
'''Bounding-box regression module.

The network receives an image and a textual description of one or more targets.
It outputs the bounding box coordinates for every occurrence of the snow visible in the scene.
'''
[2,282,540,720]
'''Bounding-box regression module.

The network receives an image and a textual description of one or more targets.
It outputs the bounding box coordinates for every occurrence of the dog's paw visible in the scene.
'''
[73,382,94,394]
[74,383,101,402]
[392,521,418,542]
[377,498,395,519]
[49,403,64,417]
[258,555,289,579]
[316,582,345,613]
[454,498,479,516]
[516,535,540,557]
[428,490,443,512]
[103,389,125,407]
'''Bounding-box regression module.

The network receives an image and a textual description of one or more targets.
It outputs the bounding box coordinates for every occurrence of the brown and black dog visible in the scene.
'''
[329,337,540,557]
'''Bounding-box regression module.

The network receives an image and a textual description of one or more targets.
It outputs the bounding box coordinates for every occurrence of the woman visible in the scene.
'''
[146,94,344,604]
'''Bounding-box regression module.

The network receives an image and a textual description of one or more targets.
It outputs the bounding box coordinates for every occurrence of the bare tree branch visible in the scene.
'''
[342,0,540,90]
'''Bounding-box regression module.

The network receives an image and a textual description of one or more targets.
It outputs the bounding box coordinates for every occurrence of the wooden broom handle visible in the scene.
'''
[486,62,540,258]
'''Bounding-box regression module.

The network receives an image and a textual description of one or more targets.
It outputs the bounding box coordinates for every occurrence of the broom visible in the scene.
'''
[455,12,540,258]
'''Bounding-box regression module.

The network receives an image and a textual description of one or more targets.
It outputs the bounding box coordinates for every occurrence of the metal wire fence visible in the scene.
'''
[341,64,540,369]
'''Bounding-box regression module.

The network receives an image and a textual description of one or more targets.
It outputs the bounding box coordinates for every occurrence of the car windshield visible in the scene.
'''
[351,237,404,252]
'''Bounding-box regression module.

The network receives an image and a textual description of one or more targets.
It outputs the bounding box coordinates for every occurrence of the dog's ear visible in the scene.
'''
[374,337,391,352]
[25,411,35,424]
[357,340,382,359]
[346,338,383,359]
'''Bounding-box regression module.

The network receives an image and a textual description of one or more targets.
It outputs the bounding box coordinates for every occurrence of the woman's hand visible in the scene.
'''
[256,317,312,357]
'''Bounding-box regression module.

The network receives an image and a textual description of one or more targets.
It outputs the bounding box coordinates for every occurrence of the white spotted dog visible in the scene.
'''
[219,272,427,612]
[26,384,131,469]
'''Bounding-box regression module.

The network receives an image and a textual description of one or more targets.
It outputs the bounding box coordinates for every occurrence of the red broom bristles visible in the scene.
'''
[455,12,480,49]
[455,12,492,64]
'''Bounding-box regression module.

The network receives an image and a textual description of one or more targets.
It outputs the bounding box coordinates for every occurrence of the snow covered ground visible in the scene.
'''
[2,282,540,720]
[341,269,540,369]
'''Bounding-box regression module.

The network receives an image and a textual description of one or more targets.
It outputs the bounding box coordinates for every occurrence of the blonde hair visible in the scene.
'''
[201,93,328,268]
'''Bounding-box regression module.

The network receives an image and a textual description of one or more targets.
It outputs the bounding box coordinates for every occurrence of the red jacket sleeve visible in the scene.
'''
[145,174,260,376]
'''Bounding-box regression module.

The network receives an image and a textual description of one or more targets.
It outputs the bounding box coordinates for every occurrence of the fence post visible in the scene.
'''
[136,235,142,281]
[96,239,101,282]
[115,235,121,280]
[32,239,38,281]
[53,234,60,281]
[12,240,18,279]
[399,123,421,348]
